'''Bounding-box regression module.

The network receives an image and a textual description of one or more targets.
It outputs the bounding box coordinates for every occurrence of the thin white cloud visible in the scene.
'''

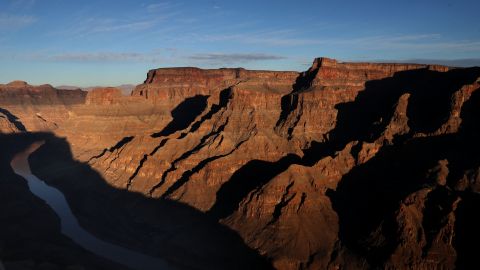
[59,11,181,37]
[0,13,36,30]
[9,0,36,9]
[3,49,286,66]
[335,34,480,52]
[191,31,480,53]
[89,20,157,33]
[147,2,172,12]
[194,29,306,46]
[188,53,286,64]
[51,51,162,62]
[374,58,480,67]
[48,51,286,65]
[196,32,442,46]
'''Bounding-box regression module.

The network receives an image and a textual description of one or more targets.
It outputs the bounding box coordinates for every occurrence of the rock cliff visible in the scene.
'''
[1,57,479,269]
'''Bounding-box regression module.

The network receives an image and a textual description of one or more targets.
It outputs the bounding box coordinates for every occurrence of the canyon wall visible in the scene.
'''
[1,58,480,269]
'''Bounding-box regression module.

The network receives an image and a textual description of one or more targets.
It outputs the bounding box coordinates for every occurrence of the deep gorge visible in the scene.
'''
[1,57,480,269]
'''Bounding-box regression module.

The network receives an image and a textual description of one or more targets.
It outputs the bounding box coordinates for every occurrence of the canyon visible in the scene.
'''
[1,57,480,269]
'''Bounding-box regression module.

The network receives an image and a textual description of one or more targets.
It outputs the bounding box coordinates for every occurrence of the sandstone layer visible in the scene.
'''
[1,58,480,269]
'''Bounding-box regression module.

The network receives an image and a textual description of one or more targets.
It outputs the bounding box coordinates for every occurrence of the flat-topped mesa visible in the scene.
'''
[132,67,299,102]
[143,67,298,85]
[312,57,451,71]
[303,57,452,89]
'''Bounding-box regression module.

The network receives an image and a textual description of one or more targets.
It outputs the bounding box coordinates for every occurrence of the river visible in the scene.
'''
[10,141,169,270]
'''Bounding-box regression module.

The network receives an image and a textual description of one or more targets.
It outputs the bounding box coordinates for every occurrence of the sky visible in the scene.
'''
[0,0,479,87]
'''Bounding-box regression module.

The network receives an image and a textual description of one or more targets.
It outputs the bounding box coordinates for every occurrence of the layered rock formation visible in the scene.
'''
[1,58,480,269]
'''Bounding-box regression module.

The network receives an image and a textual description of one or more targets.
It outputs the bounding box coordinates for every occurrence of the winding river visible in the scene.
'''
[10,141,169,270]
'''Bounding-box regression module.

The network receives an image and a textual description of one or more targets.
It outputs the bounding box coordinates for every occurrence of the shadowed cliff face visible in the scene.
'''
[27,133,272,270]
[151,95,209,137]
[0,108,27,131]
[1,57,480,270]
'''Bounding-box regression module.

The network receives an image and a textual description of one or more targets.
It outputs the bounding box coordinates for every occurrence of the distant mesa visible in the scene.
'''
[6,80,29,87]
[57,84,136,96]
[56,85,83,90]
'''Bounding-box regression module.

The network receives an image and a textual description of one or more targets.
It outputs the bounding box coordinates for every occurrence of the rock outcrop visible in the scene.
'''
[1,57,480,269]
[85,87,123,105]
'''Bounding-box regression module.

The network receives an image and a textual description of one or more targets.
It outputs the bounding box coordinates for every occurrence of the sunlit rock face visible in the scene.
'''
[1,57,480,269]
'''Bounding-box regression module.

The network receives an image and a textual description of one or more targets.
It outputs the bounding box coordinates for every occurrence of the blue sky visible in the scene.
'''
[0,0,479,86]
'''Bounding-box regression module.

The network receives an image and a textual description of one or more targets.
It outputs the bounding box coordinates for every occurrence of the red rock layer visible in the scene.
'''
[85,87,123,105]
[132,67,298,108]
[0,81,86,105]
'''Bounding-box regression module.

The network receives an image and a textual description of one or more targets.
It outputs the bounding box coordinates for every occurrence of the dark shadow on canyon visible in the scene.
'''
[327,71,480,267]
[331,67,480,142]
[0,132,126,269]
[208,154,301,219]
[206,66,480,267]
[328,135,457,266]
[151,95,209,138]
[210,67,480,222]
[0,87,86,106]
[451,88,480,269]
[179,88,232,139]
[148,89,236,196]
[302,66,480,164]
[1,132,274,270]
[275,64,320,139]
[0,107,27,131]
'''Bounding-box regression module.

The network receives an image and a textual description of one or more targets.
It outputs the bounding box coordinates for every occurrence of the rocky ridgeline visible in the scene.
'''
[1,58,480,269]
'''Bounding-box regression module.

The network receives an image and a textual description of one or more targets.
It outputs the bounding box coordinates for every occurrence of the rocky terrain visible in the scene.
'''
[57,84,136,96]
[1,57,479,269]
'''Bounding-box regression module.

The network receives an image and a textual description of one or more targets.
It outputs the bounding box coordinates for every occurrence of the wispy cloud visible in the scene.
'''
[146,2,172,12]
[9,0,36,9]
[375,58,480,67]
[338,34,480,52]
[56,17,162,37]
[51,2,179,38]
[0,13,36,30]
[195,32,442,46]
[191,31,480,54]
[188,53,286,64]
[51,51,162,63]
[47,51,286,65]
[88,19,157,33]
[194,29,312,46]
[3,49,286,67]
